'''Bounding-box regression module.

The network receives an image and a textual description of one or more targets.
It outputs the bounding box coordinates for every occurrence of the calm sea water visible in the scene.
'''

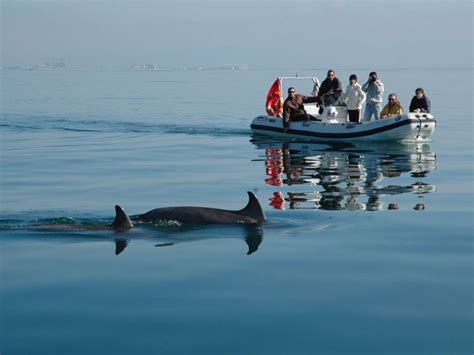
[1,68,472,355]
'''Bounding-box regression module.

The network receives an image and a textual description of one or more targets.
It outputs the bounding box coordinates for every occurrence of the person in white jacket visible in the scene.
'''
[344,74,366,123]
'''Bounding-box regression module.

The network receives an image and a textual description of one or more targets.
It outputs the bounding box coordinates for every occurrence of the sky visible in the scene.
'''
[1,0,473,69]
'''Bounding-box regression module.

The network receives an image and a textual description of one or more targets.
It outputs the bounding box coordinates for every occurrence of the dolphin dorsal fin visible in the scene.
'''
[111,205,134,230]
[238,192,266,224]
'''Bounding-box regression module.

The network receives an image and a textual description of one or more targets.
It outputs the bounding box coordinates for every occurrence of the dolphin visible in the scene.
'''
[29,205,133,232]
[132,191,266,225]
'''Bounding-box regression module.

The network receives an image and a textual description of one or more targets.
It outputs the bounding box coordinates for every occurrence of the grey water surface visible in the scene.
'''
[1,68,472,355]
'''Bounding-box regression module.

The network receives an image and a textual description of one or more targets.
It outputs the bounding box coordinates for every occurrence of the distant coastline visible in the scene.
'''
[2,63,249,72]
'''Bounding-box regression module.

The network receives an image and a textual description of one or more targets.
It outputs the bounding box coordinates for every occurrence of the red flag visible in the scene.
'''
[265,78,283,117]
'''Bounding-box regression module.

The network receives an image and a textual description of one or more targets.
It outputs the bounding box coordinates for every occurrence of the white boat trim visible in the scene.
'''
[251,113,436,142]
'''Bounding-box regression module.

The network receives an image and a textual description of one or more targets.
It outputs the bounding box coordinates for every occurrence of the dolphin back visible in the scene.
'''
[237,191,266,224]
[133,192,266,225]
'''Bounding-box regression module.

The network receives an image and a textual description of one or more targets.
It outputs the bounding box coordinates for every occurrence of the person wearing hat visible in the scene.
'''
[344,74,366,123]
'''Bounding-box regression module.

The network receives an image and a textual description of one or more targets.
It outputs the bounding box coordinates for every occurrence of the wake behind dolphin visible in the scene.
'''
[132,191,266,225]
[25,205,133,255]
[29,205,133,232]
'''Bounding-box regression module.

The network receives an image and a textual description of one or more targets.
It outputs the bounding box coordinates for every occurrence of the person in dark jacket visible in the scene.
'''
[409,88,431,113]
[317,69,343,106]
[282,87,318,131]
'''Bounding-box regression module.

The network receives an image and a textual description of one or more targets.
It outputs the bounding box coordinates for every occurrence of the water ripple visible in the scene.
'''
[1,114,250,137]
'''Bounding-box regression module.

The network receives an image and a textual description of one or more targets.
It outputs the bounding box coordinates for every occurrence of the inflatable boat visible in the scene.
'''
[250,77,436,142]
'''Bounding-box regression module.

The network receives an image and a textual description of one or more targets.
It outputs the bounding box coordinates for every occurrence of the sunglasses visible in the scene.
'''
[389,98,396,101]
[289,90,295,93]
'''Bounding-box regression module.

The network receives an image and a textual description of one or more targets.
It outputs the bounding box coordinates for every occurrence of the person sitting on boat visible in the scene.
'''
[380,93,404,119]
[317,70,343,107]
[344,74,366,123]
[362,71,384,121]
[409,87,431,113]
[282,87,318,131]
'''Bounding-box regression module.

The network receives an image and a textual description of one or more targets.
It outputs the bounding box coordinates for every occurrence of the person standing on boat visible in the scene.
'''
[317,70,343,106]
[362,72,384,121]
[380,93,404,119]
[409,87,431,113]
[282,87,318,131]
[344,74,366,123]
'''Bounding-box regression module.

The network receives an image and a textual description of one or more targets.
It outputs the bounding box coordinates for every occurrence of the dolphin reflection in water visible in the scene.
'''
[22,192,266,255]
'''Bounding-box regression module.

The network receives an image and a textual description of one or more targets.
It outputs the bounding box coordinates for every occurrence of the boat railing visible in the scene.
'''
[279,76,321,105]
[279,76,320,81]
[279,76,321,89]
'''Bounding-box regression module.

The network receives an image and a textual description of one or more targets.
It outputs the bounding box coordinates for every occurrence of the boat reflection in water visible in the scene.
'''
[252,138,437,211]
